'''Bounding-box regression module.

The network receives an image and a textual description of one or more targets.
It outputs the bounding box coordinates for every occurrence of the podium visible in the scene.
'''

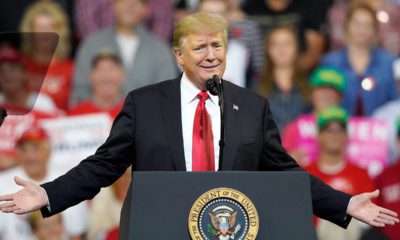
[120,171,316,239]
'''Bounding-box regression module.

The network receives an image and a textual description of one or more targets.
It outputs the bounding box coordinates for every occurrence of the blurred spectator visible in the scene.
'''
[173,0,199,21]
[225,0,265,86]
[0,1,73,35]
[74,0,174,42]
[373,98,400,164]
[144,0,174,42]
[242,0,330,72]
[306,106,375,240]
[20,2,74,112]
[394,58,400,91]
[0,127,89,240]
[0,44,59,171]
[197,0,249,87]
[87,167,131,240]
[282,66,345,166]
[0,45,57,114]
[69,52,125,120]
[72,0,177,104]
[375,118,400,240]
[328,0,400,56]
[322,4,398,116]
[28,211,65,240]
[257,25,310,132]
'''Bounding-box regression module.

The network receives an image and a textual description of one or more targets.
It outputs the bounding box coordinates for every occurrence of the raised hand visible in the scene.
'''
[347,190,399,227]
[0,176,48,215]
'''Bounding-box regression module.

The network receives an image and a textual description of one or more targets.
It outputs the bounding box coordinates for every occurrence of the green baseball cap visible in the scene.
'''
[310,66,347,94]
[317,106,349,130]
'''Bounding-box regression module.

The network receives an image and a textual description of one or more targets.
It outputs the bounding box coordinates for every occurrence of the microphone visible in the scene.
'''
[206,77,219,96]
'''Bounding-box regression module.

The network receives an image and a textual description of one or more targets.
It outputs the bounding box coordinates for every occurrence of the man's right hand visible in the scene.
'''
[0,176,48,214]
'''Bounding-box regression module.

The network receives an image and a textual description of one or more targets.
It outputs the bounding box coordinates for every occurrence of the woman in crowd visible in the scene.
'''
[328,0,400,56]
[19,2,74,112]
[257,25,310,132]
[322,3,398,116]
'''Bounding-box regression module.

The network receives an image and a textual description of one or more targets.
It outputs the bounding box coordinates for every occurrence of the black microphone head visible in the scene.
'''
[206,78,219,96]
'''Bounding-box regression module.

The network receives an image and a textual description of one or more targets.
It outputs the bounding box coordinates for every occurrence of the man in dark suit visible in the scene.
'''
[0,12,398,230]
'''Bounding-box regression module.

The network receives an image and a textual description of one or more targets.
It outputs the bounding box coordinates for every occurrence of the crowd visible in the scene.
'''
[0,0,399,239]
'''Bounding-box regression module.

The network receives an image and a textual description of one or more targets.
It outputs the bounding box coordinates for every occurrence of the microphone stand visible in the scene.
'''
[206,75,225,171]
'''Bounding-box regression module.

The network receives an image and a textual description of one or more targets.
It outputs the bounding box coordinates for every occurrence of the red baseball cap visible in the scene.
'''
[0,45,23,64]
[17,127,49,145]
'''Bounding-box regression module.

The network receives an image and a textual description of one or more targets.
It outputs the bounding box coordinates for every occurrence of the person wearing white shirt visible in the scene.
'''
[0,127,88,240]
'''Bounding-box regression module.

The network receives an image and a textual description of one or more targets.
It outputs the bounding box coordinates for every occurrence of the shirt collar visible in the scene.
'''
[180,72,219,105]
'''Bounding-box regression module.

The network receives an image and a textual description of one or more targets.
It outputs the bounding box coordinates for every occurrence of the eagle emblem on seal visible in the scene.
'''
[207,206,241,240]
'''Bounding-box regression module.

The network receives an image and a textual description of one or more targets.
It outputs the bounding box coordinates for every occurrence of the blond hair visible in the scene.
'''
[173,12,229,49]
[19,2,71,60]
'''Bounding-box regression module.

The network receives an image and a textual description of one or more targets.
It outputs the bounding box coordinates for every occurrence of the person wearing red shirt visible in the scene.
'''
[68,52,125,120]
[306,106,375,240]
[375,118,400,239]
[19,2,74,112]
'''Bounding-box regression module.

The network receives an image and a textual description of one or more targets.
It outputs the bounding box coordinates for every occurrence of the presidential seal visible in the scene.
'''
[188,188,259,240]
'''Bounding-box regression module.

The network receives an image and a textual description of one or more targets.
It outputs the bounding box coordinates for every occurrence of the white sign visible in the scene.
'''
[40,113,112,174]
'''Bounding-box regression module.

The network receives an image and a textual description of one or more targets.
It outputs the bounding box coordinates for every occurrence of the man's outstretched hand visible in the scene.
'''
[0,176,48,214]
[347,189,399,227]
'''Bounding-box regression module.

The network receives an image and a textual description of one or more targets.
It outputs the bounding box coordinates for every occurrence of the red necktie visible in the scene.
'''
[192,91,215,171]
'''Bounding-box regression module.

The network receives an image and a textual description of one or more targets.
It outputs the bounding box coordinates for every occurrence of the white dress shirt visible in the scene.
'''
[180,73,221,171]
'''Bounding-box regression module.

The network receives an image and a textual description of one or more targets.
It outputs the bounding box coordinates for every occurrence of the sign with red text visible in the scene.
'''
[40,113,112,174]
[294,116,389,177]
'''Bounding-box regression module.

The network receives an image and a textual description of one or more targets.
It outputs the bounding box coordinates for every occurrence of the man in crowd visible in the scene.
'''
[306,106,375,240]
[72,0,177,104]
[0,12,398,237]
[69,52,125,120]
[0,127,88,240]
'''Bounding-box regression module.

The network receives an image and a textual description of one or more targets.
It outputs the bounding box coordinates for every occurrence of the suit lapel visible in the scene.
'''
[160,77,186,171]
[221,82,240,170]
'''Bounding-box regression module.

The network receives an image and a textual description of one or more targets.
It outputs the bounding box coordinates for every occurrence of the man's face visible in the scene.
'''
[113,0,148,29]
[17,140,50,180]
[312,87,342,112]
[318,121,347,155]
[0,62,26,95]
[90,58,125,99]
[174,32,226,89]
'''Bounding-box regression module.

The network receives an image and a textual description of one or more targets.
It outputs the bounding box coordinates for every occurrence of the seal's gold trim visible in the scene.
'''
[188,188,259,240]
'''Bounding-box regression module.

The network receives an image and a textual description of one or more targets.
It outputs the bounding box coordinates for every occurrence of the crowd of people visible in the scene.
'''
[0,0,399,239]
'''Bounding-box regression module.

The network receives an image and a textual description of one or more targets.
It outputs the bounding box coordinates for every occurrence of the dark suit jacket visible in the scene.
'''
[41,76,352,227]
